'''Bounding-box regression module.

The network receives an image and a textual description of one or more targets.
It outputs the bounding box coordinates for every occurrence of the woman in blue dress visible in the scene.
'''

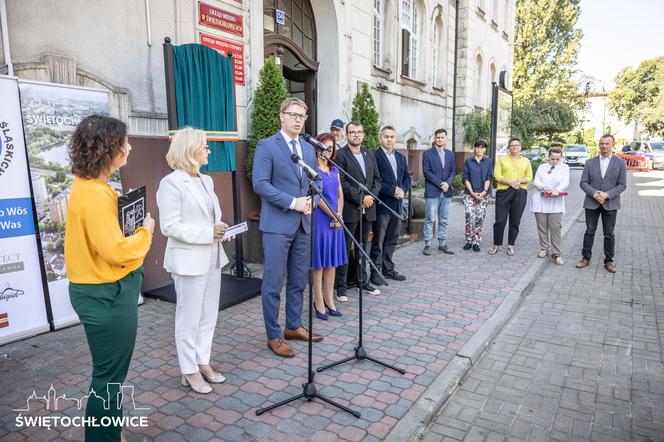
[311,133,348,319]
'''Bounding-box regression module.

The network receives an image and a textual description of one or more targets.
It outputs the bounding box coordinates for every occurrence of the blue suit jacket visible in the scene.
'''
[422,147,456,198]
[374,148,411,216]
[252,132,317,234]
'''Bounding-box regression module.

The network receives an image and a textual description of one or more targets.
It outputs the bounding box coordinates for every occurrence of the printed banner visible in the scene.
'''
[0,76,50,345]
[199,33,245,85]
[18,80,113,329]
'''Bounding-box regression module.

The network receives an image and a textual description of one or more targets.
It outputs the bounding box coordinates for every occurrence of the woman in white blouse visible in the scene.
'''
[156,128,231,394]
[529,144,570,265]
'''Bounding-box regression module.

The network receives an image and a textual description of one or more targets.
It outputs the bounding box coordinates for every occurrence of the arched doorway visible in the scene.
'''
[263,0,319,135]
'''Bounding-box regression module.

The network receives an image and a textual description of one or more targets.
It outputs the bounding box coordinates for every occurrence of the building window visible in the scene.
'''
[489,63,497,106]
[475,54,484,107]
[374,0,384,67]
[263,0,316,60]
[401,0,421,79]
[432,16,445,88]
[503,0,510,33]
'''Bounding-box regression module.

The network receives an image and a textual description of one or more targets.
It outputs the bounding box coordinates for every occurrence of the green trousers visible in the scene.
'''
[69,268,143,442]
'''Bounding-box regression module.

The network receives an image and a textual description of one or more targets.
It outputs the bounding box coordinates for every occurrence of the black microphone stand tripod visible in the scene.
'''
[311,146,406,376]
[256,158,360,418]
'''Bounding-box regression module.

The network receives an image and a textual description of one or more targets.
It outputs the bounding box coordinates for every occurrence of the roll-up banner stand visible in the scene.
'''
[0,76,51,345]
[17,80,112,329]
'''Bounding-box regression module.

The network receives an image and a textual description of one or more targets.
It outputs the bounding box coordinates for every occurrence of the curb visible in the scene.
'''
[385,202,585,442]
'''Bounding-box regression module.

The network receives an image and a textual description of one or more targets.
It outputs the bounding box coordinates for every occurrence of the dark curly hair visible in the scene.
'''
[69,115,127,179]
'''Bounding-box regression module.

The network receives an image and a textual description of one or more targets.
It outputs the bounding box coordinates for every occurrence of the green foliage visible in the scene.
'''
[531,160,543,177]
[511,100,577,148]
[513,0,583,106]
[453,174,464,195]
[351,83,380,150]
[245,57,288,180]
[609,57,664,137]
[460,109,492,147]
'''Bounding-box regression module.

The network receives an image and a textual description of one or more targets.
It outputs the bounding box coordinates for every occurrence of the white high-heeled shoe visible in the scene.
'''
[199,368,226,384]
[181,374,212,394]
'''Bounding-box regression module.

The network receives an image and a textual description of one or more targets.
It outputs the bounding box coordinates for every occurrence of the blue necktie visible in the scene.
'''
[290,140,301,176]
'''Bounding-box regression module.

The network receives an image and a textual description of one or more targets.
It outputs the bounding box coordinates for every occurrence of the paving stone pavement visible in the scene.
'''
[1,171,588,441]
[424,169,664,441]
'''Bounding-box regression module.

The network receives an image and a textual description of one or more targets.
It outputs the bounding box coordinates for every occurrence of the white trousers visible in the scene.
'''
[172,250,221,375]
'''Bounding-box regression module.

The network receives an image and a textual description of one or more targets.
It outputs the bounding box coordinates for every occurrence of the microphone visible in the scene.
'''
[290,154,320,180]
[302,134,332,153]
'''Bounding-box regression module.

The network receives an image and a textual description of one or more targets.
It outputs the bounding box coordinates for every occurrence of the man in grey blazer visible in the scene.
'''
[252,97,323,358]
[576,134,626,273]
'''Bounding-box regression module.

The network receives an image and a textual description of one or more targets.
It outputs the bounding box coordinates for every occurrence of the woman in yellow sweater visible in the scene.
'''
[64,115,154,442]
[489,137,533,256]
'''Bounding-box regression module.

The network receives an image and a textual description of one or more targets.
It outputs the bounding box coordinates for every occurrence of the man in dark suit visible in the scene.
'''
[576,134,627,273]
[370,126,412,285]
[252,97,323,358]
[422,128,456,255]
[334,121,382,301]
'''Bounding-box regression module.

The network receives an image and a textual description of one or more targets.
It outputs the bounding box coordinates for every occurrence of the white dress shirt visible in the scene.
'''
[381,146,398,179]
[529,162,570,214]
[599,154,612,179]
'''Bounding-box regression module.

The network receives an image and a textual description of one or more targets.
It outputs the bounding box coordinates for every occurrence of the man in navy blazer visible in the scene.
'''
[576,134,627,273]
[370,126,412,285]
[252,97,323,358]
[422,128,456,256]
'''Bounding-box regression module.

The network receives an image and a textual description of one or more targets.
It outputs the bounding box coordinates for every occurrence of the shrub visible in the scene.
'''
[245,57,288,181]
[351,83,380,150]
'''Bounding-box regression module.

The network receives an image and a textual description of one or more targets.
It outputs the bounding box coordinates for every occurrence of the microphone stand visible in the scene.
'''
[314,149,406,375]
[256,162,361,418]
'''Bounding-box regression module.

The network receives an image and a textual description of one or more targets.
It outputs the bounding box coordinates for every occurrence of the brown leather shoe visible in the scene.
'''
[267,338,294,358]
[576,259,589,269]
[284,327,323,342]
[605,262,617,273]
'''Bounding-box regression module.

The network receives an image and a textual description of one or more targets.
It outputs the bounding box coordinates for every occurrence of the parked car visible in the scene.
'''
[627,140,664,169]
[521,147,547,162]
[563,145,589,167]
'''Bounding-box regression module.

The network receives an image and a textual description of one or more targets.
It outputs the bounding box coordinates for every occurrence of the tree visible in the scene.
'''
[609,57,664,137]
[460,109,492,146]
[350,83,380,149]
[245,57,288,180]
[513,0,583,106]
[511,100,577,148]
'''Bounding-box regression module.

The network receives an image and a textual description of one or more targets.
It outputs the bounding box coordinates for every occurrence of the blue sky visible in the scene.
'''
[576,0,664,90]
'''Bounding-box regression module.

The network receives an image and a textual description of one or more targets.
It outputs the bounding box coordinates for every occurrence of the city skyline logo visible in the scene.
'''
[13,383,150,412]
[0,284,24,302]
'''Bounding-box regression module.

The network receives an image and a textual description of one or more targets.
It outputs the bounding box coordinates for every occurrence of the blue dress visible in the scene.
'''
[311,167,348,270]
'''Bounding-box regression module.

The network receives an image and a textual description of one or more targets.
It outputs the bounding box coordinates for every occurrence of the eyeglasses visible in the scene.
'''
[348,130,364,135]
[197,145,211,153]
[474,145,486,149]
[509,144,521,148]
[282,111,308,121]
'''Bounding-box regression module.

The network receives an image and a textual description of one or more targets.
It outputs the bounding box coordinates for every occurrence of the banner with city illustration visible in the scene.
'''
[18,80,113,329]
[0,76,50,345]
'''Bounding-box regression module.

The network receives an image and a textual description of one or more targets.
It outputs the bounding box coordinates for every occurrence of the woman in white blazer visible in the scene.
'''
[156,128,230,394]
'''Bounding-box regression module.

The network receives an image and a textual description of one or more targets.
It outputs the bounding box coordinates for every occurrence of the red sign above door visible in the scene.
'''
[199,2,243,36]
[199,33,245,85]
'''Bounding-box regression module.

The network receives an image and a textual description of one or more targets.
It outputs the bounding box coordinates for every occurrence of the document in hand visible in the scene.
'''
[222,221,248,240]
[118,186,146,236]
[540,191,569,197]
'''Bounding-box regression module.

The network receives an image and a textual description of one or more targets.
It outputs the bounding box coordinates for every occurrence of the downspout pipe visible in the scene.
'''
[451,0,459,154]
[0,0,13,76]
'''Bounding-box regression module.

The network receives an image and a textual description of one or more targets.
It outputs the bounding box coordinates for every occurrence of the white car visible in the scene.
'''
[563,145,589,167]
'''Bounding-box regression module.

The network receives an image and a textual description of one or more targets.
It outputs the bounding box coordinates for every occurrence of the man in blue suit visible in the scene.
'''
[252,97,323,358]
[370,126,412,285]
[422,128,456,255]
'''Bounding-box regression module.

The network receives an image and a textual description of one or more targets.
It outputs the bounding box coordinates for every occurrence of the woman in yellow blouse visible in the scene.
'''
[64,115,154,442]
[489,137,533,256]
